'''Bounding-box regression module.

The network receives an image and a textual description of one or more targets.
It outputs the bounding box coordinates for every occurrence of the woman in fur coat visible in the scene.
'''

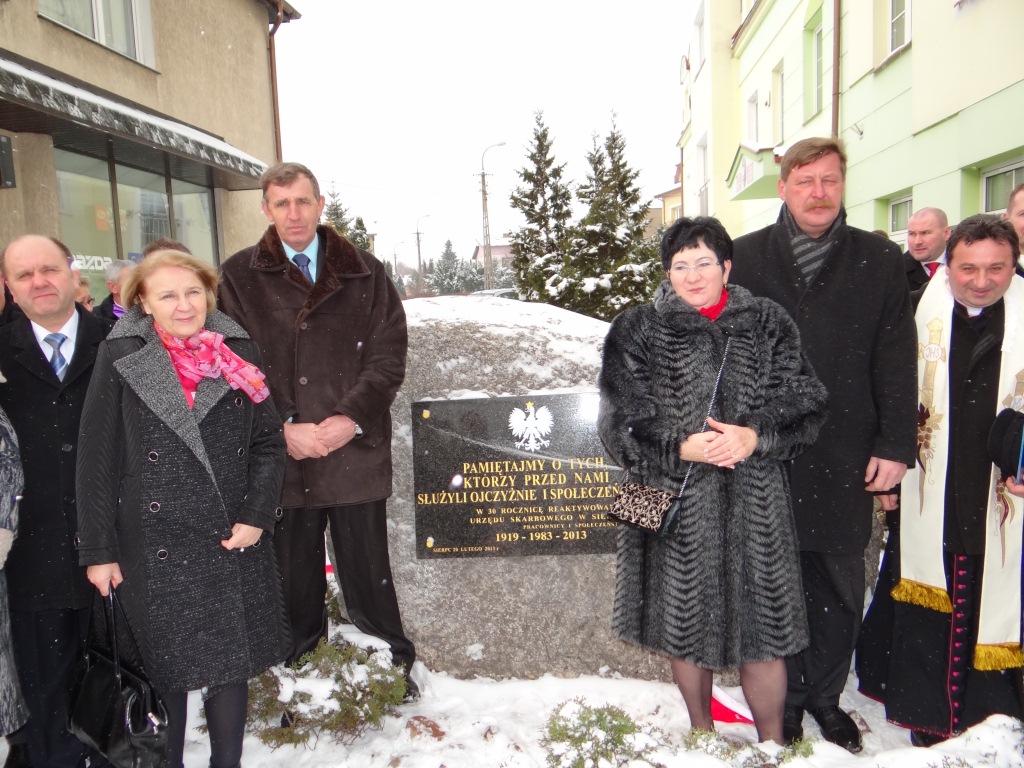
[598,216,828,743]
[0,403,27,741]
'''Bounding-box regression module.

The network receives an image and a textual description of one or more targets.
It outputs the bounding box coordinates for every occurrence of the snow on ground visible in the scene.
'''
[171,623,1019,768]
[4,656,1019,767]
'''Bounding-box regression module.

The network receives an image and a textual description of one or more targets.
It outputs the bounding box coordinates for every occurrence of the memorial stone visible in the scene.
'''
[384,296,666,680]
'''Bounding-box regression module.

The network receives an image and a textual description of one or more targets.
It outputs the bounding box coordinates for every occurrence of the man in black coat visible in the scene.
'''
[729,138,917,753]
[0,235,112,768]
[904,207,950,293]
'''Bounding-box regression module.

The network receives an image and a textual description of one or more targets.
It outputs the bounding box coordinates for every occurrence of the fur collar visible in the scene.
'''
[248,225,370,320]
[653,280,760,336]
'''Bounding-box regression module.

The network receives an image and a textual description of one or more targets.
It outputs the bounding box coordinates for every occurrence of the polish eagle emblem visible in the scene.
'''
[508,401,553,452]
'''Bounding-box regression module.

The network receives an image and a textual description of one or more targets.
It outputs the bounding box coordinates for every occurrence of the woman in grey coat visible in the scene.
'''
[0,402,27,740]
[598,217,827,743]
[76,250,288,768]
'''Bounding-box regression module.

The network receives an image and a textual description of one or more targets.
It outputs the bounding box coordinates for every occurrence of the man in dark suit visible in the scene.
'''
[0,235,111,768]
[904,207,950,292]
[729,138,918,753]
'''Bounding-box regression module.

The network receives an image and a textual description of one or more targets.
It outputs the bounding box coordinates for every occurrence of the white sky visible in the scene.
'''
[273,0,692,271]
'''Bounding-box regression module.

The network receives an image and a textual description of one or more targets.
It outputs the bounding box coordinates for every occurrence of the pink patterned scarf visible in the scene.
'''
[154,323,270,406]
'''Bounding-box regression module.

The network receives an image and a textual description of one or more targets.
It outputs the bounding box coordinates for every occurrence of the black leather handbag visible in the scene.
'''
[68,588,169,768]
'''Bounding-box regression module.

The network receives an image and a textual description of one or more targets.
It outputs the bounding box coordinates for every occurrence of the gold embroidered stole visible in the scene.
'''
[894,271,1024,670]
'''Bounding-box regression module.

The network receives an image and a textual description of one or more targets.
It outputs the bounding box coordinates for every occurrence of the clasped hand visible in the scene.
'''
[679,417,757,469]
[284,414,358,459]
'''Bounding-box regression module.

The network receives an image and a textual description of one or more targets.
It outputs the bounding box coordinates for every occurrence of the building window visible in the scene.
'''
[984,162,1024,213]
[693,4,706,71]
[54,148,217,301]
[697,138,709,216]
[890,196,912,235]
[813,24,824,115]
[890,0,909,52]
[804,10,825,120]
[747,92,759,144]
[773,63,785,143]
[40,0,154,65]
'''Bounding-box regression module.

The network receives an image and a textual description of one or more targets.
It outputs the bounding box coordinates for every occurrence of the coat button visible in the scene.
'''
[298,376,308,385]
[62,443,73,452]
[300,322,308,330]
[253,538,262,548]
[64,495,75,504]
[274,507,283,520]
[149,501,160,512]
[237,447,245,457]
[74,535,81,547]
[148,451,159,462]
[235,396,243,407]
[156,549,168,560]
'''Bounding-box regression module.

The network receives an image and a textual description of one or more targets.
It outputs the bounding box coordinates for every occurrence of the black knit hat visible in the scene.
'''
[987,408,1024,480]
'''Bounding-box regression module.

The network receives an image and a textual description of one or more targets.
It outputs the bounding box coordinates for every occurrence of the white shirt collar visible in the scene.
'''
[31,309,80,368]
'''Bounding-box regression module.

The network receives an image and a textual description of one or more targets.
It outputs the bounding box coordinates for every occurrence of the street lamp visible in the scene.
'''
[480,141,505,290]
[415,214,431,276]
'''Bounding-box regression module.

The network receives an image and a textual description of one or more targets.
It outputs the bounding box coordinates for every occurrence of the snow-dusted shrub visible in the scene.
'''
[246,638,406,748]
[541,698,665,768]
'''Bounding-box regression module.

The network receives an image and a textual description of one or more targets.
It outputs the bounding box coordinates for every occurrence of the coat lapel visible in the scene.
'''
[61,308,104,390]
[113,339,216,480]
[10,318,58,386]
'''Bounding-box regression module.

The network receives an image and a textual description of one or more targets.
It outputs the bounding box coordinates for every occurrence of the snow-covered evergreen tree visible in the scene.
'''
[560,123,660,321]
[509,112,573,302]
[427,241,484,295]
[347,217,371,251]
[321,184,352,234]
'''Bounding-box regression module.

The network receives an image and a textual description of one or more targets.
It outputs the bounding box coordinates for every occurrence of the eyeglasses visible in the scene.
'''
[670,260,721,275]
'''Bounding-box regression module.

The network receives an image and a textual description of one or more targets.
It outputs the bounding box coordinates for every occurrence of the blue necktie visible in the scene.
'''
[44,333,68,380]
[293,253,314,284]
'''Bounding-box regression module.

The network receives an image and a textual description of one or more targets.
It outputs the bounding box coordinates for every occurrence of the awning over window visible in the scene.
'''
[0,55,267,190]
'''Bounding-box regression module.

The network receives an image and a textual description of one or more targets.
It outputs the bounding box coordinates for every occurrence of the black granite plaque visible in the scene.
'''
[412,393,623,558]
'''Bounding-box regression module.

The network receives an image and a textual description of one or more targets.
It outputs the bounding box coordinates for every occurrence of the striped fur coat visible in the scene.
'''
[598,282,828,668]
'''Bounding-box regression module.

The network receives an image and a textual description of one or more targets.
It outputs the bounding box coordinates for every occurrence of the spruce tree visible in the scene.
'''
[347,217,371,251]
[322,184,352,235]
[561,122,660,321]
[508,111,573,302]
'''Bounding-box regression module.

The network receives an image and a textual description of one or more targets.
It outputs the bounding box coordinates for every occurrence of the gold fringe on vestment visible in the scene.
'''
[973,643,1024,671]
[890,578,952,613]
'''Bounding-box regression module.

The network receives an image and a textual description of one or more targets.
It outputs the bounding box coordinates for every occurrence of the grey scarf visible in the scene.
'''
[779,203,847,286]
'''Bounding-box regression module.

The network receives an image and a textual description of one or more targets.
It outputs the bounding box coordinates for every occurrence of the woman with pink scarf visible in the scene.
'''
[76,250,288,768]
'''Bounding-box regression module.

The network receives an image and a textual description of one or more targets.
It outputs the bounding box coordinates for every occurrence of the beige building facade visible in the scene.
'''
[0,0,298,297]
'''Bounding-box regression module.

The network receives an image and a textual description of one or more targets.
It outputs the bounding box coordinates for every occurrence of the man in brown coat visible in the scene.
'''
[218,162,417,699]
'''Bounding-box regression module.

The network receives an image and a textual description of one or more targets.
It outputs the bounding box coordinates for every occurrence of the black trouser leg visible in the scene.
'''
[273,508,330,664]
[327,500,416,672]
[9,608,89,768]
[786,551,865,710]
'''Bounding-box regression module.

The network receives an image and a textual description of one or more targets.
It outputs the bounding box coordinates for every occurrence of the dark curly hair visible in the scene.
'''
[660,216,733,271]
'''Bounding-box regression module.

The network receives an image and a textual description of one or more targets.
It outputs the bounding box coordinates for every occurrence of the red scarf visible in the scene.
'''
[154,323,270,408]
[699,287,729,321]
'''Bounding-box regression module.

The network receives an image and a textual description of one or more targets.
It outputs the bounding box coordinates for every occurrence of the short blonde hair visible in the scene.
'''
[122,250,218,313]
[780,137,847,181]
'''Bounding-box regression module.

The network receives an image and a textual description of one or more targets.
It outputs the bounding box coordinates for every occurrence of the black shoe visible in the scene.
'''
[3,744,31,768]
[810,705,862,753]
[910,730,946,748]
[783,704,804,745]
[402,674,421,703]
